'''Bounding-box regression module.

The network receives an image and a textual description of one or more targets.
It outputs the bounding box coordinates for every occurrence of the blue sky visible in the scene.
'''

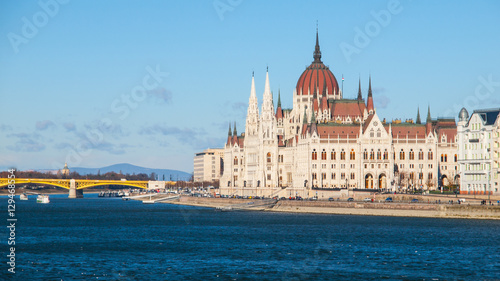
[1,0,500,173]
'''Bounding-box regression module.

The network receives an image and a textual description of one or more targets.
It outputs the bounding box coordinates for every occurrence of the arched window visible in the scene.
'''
[377,149,381,160]
[419,150,424,160]
[321,149,327,160]
[267,152,271,163]
[363,150,368,160]
[400,150,405,160]
[370,149,375,160]
[409,149,414,160]
[312,150,317,160]
[454,154,458,162]
[331,150,336,160]
[444,154,448,162]
[340,150,346,160]
[428,150,433,160]
[234,157,238,165]
[377,129,381,138]
[383,149,388,160]
[350,149,355,160]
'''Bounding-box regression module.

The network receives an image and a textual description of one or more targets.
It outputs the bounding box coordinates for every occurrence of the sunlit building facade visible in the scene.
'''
[219,31,458,197]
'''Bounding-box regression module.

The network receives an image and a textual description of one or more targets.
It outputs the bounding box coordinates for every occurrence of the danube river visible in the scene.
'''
[2,194,500,280]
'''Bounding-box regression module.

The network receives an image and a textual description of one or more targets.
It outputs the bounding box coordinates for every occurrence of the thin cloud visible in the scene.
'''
[36,120,55,130]
[148,87,173,104]
[139,124,220,149]
[0,124,13,131]
[63,122,76,132]
[374,95,390,109]
[7,133,45,152]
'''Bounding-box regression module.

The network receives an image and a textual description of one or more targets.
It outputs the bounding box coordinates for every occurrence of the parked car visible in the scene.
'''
[363,198,372,202]
[411,199,419,203]
[280,197,287,200]
[328,197,334,201]
[347,198,354,202]
[385,197,393,202]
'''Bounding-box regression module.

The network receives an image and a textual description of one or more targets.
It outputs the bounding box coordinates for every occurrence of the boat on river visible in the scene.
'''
[20,193,28,200]
[36,195,50,204]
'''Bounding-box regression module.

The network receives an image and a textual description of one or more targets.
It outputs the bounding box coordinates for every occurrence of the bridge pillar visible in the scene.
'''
[68,179,83,198]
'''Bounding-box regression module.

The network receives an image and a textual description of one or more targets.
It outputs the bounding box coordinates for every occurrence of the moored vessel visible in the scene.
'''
[36,195,50,204]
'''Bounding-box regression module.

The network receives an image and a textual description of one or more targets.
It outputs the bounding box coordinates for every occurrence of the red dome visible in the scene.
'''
[296,30,339,96]
[296,62,339,96]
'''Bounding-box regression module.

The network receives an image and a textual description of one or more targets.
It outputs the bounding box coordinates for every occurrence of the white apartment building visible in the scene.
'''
[457,107,500,195]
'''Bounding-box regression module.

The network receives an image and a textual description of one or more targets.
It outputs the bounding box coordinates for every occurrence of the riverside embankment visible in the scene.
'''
[136,195,500,220]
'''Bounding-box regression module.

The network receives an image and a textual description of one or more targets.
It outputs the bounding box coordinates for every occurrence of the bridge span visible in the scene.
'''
[0,178,176,198]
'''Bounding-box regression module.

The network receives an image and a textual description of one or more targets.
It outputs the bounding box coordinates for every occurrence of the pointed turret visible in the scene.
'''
[416,107,421,124]
[357,77,363,100]
[313,26,322,63]
[276,89,283,120]
[264,68,271,96]
[245,72,259,136]
[250,71,256,98]
[277,89,281,108]
[261,68,275,140]
[425,105,433,135]
[366,75,374,114]
[226,122,232,146]
[232,122,238,145]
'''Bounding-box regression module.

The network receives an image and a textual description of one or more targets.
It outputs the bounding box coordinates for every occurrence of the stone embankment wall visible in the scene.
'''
[173,196,500,219]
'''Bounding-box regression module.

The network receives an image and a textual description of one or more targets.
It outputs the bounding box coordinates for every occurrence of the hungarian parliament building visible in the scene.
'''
[196,31,500,197]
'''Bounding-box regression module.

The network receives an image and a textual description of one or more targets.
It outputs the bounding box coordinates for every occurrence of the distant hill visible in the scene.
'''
[69,163,191,181]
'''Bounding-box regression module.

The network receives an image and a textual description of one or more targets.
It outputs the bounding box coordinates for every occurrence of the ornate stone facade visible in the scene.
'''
[219,31,458,197]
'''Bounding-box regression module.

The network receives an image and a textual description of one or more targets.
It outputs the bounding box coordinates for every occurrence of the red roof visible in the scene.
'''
[391,124,426,139]
[330,100,366,119]
[317,124,359,139]
[296,62,339,96]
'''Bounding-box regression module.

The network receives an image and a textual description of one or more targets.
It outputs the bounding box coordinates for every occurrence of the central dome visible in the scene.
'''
[296,31,340,97]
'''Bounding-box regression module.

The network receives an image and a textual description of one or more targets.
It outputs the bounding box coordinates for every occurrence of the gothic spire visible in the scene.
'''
[233,122,237,136]
[357,77,362,100]
[264,68,271,96]
[368,75,373,98]
[426,105,432,123]
[228,122,232,136]
[250,72,256,98]
[277,89,281,108]
[313,26,322,63]
[416,107,421,124]
[366,75,374,113]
